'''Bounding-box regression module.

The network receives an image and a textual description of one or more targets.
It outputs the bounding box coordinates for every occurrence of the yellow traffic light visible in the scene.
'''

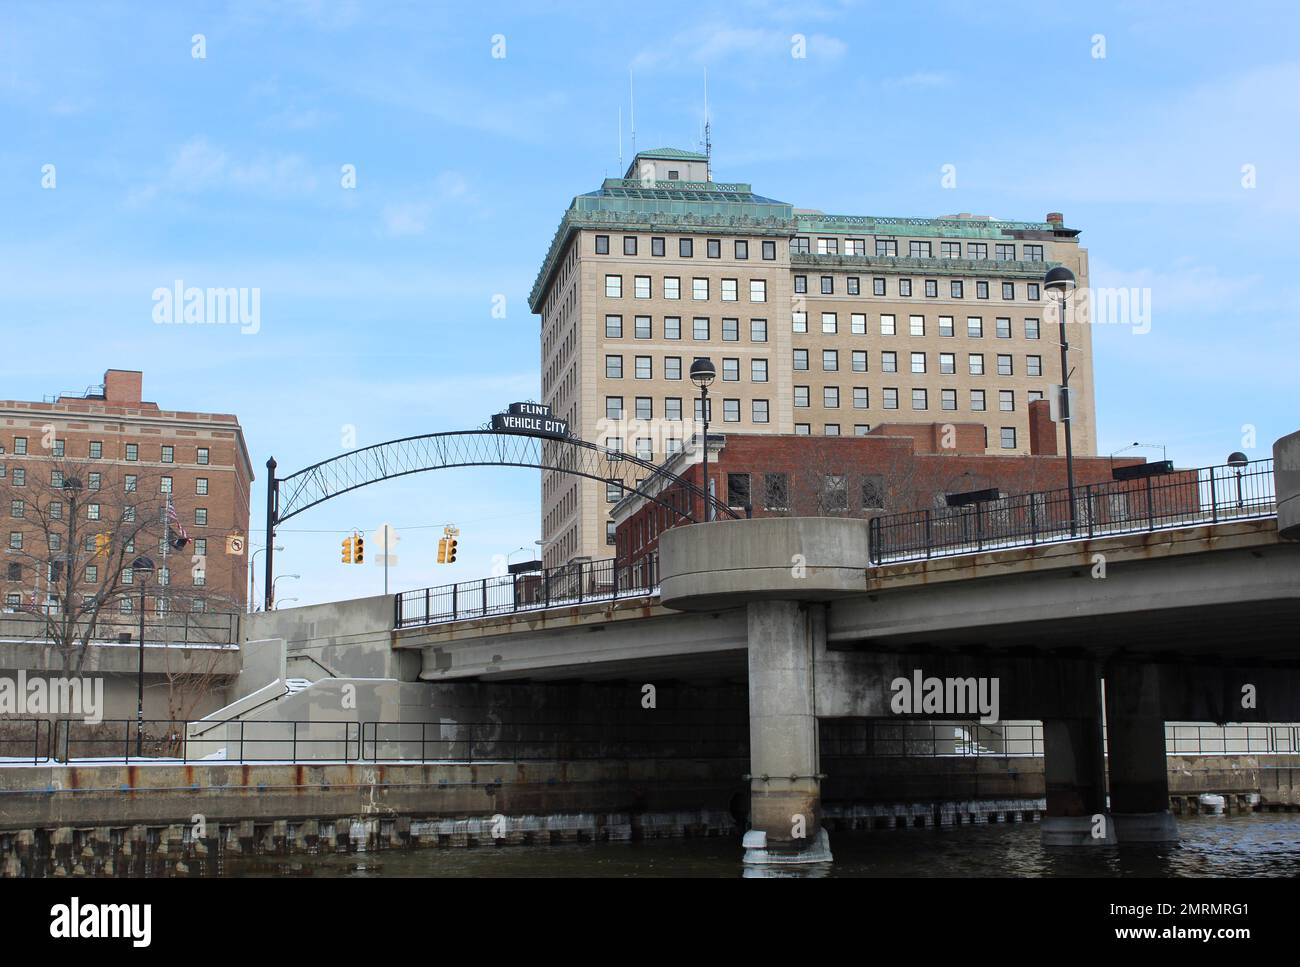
[354,534,365,564]
[436,537,448,564]
[94,534,111,556]
[446,537,457,564]
[341,536,353,564]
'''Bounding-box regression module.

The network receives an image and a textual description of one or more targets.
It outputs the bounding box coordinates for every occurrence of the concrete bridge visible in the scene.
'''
[243,430,1300,865]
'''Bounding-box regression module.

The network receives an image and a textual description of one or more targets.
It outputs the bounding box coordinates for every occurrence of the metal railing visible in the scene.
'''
[395,556,659,629]
[1165,724,1300,755]
[0,610,241,646]
[0,719,54,764]
[55,718,361,763]
[869,458,1275,565]
[820,721,1045,758]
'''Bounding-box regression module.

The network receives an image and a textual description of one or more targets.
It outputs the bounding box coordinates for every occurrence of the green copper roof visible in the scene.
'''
[633,147,709,161]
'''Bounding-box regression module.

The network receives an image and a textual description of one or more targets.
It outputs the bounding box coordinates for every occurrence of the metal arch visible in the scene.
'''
[263,430,735,608]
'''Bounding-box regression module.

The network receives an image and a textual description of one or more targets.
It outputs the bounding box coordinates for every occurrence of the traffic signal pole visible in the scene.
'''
[264,458,277,611]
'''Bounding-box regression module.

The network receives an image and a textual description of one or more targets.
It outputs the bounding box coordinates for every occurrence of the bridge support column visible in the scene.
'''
[1041,666,1115,846]
[742,600,831,866]
[1105,663,1178,843]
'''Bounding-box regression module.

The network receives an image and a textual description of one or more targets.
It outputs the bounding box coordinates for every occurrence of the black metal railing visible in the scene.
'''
[1164,723,1300,755]
[395,556,659,629]
[0,719,54,764]
[0,610,241,646]
[55,718,361,763]
[869,458,1276,565]
[820,720,1045,758]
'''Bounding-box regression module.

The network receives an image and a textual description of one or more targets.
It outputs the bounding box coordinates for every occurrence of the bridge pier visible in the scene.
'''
[1041,666,1116,846]
[1105,663,1178,843]
[743,600,831,865]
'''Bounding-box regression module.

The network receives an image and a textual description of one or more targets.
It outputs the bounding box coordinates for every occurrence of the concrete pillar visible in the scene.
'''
[1105,663,1178,843]
[743,600,832,865]
[1041,668,1115,845]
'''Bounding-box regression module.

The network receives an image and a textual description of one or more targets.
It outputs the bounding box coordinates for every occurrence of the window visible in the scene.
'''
[723,399,740,422]
[899,279,912,297]
[728,473,751,509]
[1027,283,1041,301]
[852,350,867,372]
[750,318,768,342]
[735,240,749,260]
[1025,318,1040,339]
[749,280,767,302]
[999,390,1015,411]
[665,316,681,339]
[925,279,938,298]
[1024,244,1044,262]
[721,279,738,302]
[795,424,810,435]
[793,349,809,371]
[50,500,63,520]
[1027,355,1043,377]
[722,318,739,341]
[862,475,886,509]
[791,237,810,254]
[824,424,841,436]
[751,359,768,382]
[665,397,683,420]
[853,387,869,409]
[196,447,209,465]
[762,240,776,260]
[595,235,610,254]
[666,438,682,456]
[11,468,23,487]
[939,315,954,337]
[634,356,652,379]
[1002,282,1016,300]
[52,439,64,456]
[883,388,899,409]
[876,239,897,256]
[880,314,896,336]
[693,278,709,300]
[794,386,810,408]
[87,503,100,520]
[123,505,135,522]
[764,473,789,510]
[606,355,623,378]
[909,315,925,337]
[195,538,206,557]
[941,388,957,411]
[635,315,652,338]
[605,275,622,298]
[8,532,20,550]
[665,357,682,380]
[950,281,963,298]
[651,236,666,257]
[823,387,840,408]
[912,389,928,410]
[1029,390,1045,402]
[634,276,651,299]
[941,242,961,258]
[822,475,848,510]
[722,358,739,381]
[847,239,866,256]
[752,399,770,423]
[969,242,987,260]
[971,389,986,411]
[822,350,838,372]
[605,397,624,419]
[910,352,926,374]
[13,437,27,455]
[606,314,623,338]
[847,277,860,295]
[851,313,866,335]
[89,441,102,459]
[664,277,681,300]
[820,276,833,295]
[792,311,808,333]
[873,277,886,296]
[996,243,1016,261]
[196,477,209,496]
[1000,427,1017,449]
[160,476,173,493]
[996,317,1012,339]
[997,354,1013,376]
[909,241,931,258]
[195,508,208,526]
[635,438,653,460]
[882,351,898,373]
[679,238,693,257]
[940,352,956,374]
[605,480,622,503]
[817,237,839,255]
[126,443,138,461]
[10,499,23,518]
[707,239,721,259]
[976,281,989,299]
[967,316,983,338]
[693,317,710,340]
[969,353,984,375]
[794,275,808,295]
[822,312,837,334]
[623,236,637,256]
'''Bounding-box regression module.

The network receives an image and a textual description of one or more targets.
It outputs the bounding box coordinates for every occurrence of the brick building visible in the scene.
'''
[612,401,1142,573]
[0,370,253,618]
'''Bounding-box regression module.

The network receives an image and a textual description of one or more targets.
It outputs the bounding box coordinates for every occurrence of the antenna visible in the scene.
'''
[618,105,623,176]
[629,67,637,158]
[702,67,712,180]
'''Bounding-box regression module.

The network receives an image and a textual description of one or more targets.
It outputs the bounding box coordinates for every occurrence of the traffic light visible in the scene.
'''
[94,534,111,556]
[445,537,457,564]
[436,537,448,563]
[354,534,365,564]
[341,536,353,564]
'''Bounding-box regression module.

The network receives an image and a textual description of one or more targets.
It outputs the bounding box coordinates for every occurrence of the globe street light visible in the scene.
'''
[1227,451,1249,509]
[131,555,155,757]
[1044,266,1078,535]
[690,357,717,522]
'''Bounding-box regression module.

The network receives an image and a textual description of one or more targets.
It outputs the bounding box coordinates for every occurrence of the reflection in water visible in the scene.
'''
[213,814,1300,879]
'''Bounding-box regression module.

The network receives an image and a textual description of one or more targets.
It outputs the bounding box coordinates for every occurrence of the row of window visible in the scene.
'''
[5,535,211,558]
[595,233,1045,263]
[604,351,1044,381]
[2,589,209,613]
[796,276,1041,301]
[3,439,211,464]
[4,469,211,494]
[604,275,769,302]
[596,235,780,261]
[9,499,210,524]
[603,313,1043,341]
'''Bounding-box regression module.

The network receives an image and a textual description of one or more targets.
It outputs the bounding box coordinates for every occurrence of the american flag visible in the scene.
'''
[166,495,189,550]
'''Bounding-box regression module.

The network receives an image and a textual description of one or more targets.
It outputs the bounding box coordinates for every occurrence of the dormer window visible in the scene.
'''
[668,169,679,180]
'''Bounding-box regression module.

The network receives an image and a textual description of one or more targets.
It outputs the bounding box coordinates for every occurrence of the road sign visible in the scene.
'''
[226,534,246,556]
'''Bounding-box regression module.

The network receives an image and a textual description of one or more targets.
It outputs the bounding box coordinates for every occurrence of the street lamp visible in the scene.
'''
[250,544,283,612]
[690,357,717,522]
[274,597,299,609]
[131,555,155,757]
[1044,266,1078,535]
[273,574,300,597]
[1227,451,1249,509]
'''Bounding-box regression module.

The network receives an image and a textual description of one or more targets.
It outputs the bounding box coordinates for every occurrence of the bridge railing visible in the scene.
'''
[869,458,1276,565]
[394,556,659,629]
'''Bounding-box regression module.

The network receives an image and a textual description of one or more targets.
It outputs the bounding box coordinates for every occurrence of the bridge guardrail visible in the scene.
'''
[869,458,1276,565]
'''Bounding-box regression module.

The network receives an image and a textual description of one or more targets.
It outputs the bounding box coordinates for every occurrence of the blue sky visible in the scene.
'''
[2,0,1297,606]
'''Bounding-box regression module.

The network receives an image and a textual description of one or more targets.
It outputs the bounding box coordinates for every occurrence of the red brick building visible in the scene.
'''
[613,401,1147,572]
[0,370,253,617]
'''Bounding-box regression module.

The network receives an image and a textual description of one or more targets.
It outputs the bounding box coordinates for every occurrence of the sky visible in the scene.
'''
[1,0,1297,607]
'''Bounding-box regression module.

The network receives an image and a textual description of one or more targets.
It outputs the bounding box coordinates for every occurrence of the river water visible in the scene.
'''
[215,813,1300,878]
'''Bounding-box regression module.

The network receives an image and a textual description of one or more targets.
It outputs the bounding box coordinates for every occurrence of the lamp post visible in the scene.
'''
[1045,266,1078,535]
[273,574,300,606]
[1227,451,1249,509]
[689,357,717,522]
[250,544,283,612]
[131,556,155,757]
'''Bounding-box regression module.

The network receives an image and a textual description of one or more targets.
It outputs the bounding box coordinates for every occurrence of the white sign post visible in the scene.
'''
[372,523,400,595]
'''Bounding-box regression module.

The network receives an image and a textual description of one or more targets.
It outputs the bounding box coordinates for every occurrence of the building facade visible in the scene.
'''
[0,369,253,618]
[530,149,1096,566]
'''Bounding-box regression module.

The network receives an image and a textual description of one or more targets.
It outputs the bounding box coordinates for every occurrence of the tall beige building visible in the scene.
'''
[529,148,1095,567]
